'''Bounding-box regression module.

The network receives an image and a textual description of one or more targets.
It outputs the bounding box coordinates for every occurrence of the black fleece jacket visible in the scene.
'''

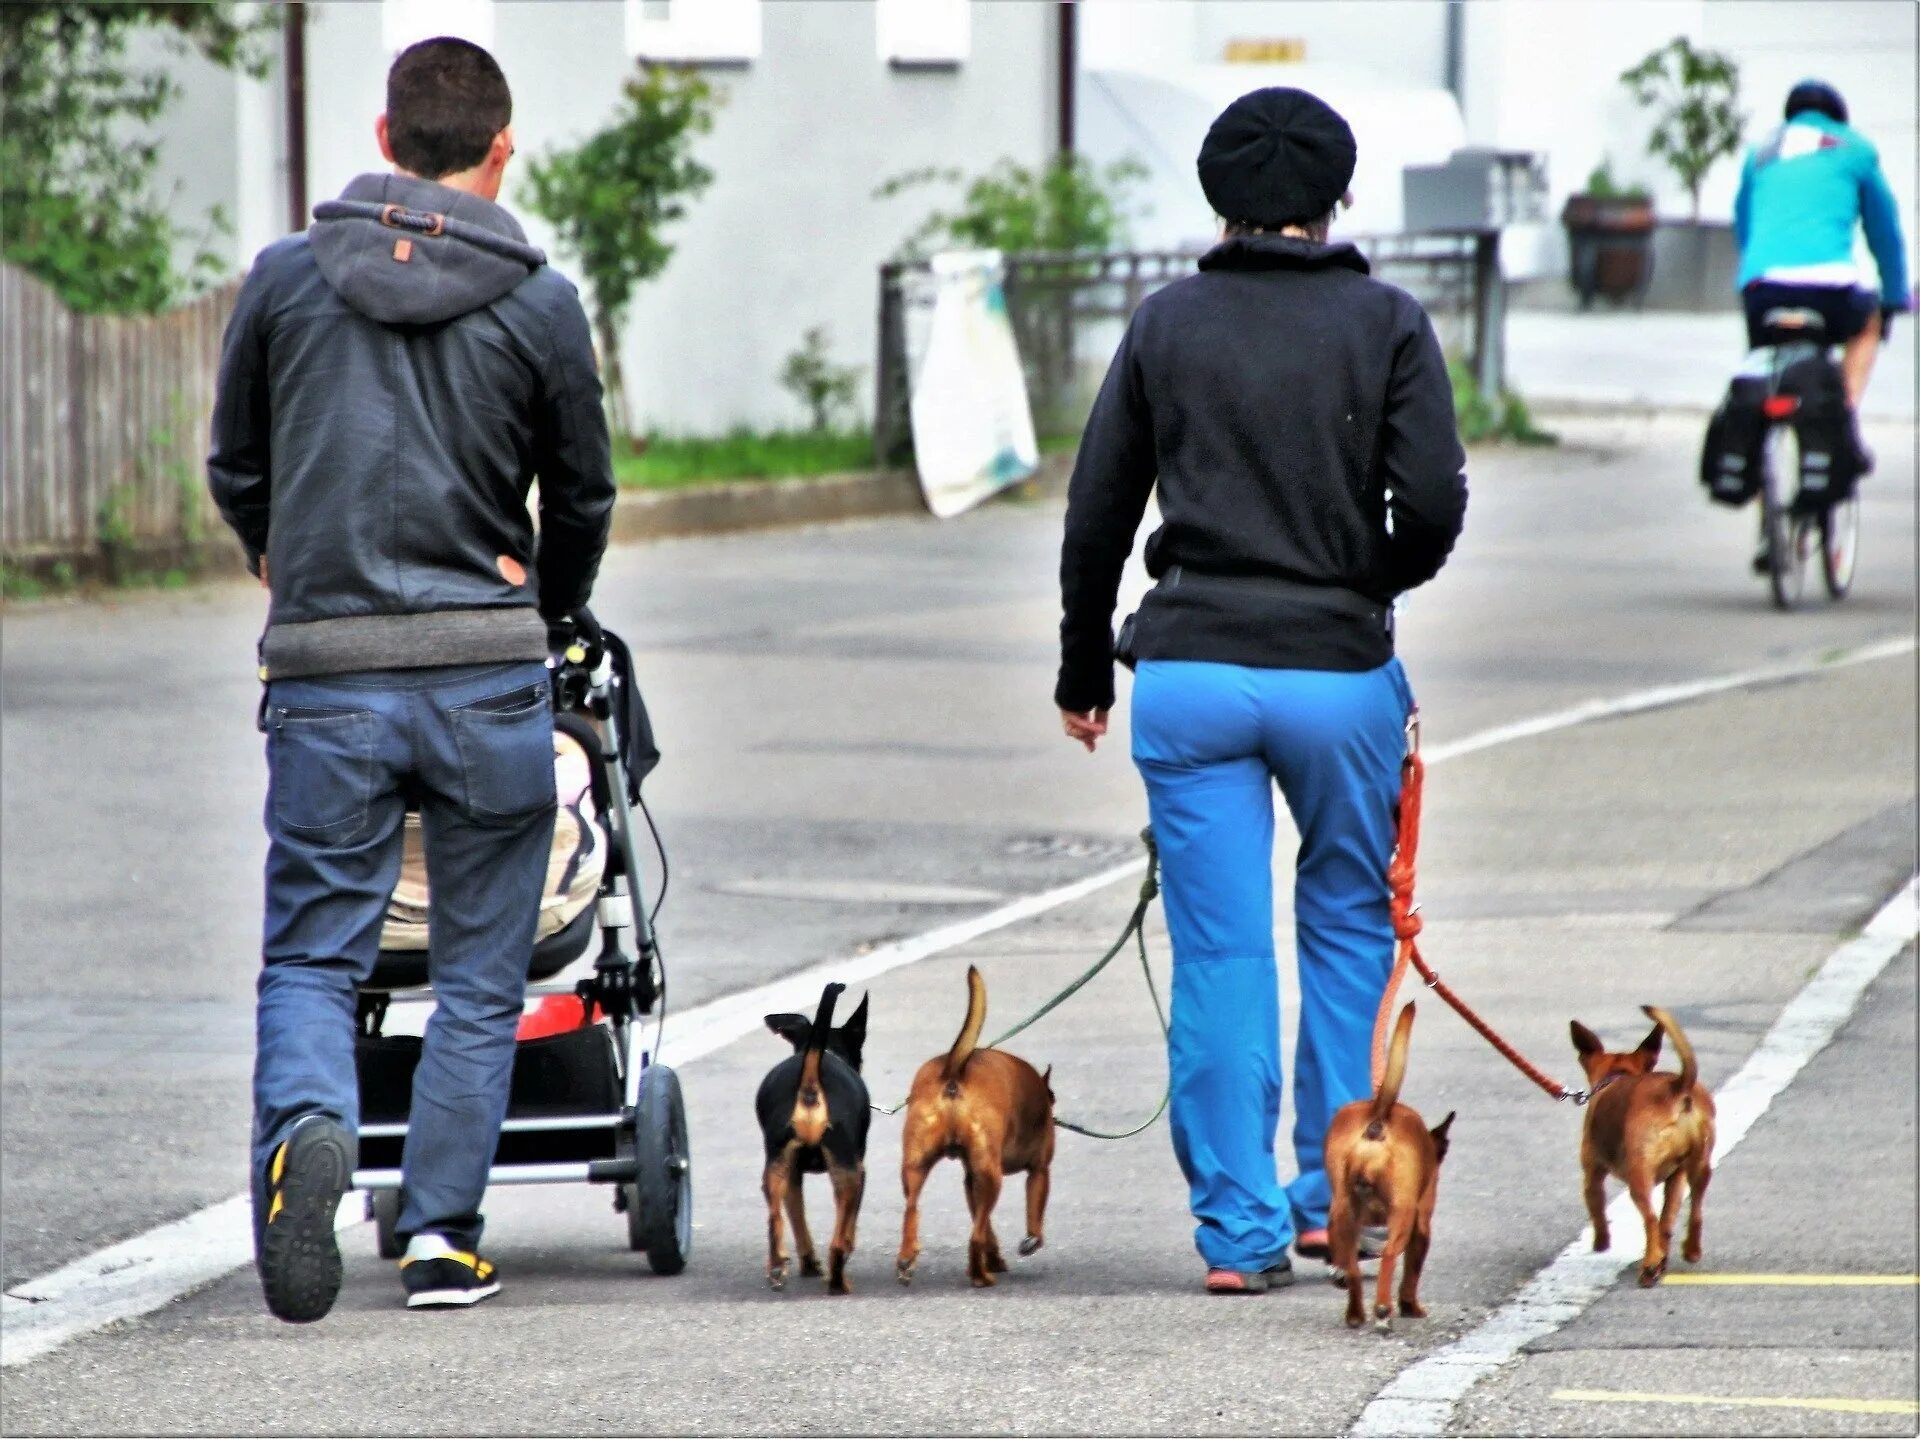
[1056,235,1467,713]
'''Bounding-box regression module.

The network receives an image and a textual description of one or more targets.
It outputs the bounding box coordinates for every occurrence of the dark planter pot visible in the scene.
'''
[1562,194,1657,309]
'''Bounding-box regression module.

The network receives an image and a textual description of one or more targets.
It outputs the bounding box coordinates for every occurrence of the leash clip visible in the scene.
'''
[1404,708,1422,758]
[1563,1088,1590,1106]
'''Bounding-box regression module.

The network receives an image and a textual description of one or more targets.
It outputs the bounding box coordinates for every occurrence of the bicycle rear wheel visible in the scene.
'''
[1761,424,1809,610]
[1819,494,1859,599]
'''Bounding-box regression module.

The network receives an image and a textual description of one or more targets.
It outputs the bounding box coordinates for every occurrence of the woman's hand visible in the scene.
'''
[1059,707,1109,753]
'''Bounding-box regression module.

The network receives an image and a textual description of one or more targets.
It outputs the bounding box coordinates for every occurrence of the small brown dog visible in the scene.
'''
[1325,1002,1455,1331]
[1570,1005,1716,1287]
[896,965,1055,1288]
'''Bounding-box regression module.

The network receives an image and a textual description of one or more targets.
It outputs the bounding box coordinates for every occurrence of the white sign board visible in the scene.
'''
[904,250,1040,520]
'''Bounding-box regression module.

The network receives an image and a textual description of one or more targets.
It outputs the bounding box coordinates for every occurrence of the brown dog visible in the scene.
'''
[1571,1005,1716,1287]
[1325,1002,1455,1331]
[895,966,1055,1288]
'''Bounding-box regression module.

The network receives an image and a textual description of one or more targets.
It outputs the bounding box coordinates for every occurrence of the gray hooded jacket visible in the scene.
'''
[208,172,615,678]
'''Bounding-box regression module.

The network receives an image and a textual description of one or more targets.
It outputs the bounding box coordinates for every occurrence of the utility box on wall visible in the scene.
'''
[1403,148,1548,233]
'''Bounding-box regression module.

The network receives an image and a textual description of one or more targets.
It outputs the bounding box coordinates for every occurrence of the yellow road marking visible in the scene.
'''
[1660,1273,1919,1287]
[1554,1389,1919,1417]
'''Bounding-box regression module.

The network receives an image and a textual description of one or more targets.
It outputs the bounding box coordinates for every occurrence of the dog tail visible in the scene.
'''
[943,965,988,1087]
[1642,1005,1696,1109]
[1366,1002,1416,1139]
[792,981,844,1144]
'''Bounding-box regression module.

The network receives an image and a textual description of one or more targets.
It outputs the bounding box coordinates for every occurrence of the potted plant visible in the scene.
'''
[1562,159,1656,308]
[1620,35,1745,310]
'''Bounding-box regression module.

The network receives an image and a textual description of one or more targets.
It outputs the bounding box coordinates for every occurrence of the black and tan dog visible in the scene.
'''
[1324,1002,1455,1331]
[755,982,870,1293]
[1570,1005,1716,1287]
[896,966,1055,1288]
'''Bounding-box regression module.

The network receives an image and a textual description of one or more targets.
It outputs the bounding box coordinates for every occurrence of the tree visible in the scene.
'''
[1,3,271,312]
[779,326,861,433]
[875,153,1148,259]
[1620,36,1745,222]
[521,64,718,442]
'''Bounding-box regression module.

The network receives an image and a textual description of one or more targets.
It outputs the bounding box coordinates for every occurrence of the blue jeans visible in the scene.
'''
[252,661,556,1252]
[1132,658,1413,1271]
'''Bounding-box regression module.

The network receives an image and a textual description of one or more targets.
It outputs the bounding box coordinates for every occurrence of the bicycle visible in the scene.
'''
[1745,307,1861,610]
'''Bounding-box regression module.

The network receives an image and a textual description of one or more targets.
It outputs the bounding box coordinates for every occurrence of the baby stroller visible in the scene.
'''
[350,627,691,1274]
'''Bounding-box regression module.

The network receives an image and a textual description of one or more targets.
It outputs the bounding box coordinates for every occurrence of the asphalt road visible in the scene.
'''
[1,415,1914,1433]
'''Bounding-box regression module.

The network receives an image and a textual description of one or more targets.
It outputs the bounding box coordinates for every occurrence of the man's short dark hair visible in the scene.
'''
[385,38,512,180]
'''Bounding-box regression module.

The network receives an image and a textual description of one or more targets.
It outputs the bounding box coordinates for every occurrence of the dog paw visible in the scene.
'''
[798,1255,823,1278]
[895,1258,916,1286]
[1592,1233,1611,1253]
[828,1278,852,1296]
[1637,1263,1665,1288]
[970,1270,998,1288]
[1682,1242,1702,1264]
[1373,1314,1394,1334]
[1345,1310,1365,1329]
[1018,1235,1043,1257]
[1398,1299,1426,1319]
[767,1262,789,1292]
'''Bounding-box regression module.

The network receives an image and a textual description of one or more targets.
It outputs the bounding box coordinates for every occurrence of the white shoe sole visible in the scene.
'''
[405,1280,501,1308]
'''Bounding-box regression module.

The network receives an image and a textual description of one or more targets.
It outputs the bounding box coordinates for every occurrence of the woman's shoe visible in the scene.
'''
[1294,1226,1387,1262]
[1204,1259,1295,1294]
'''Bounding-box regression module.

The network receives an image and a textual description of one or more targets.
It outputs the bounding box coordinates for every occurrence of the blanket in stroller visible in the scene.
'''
[378,729,606,951]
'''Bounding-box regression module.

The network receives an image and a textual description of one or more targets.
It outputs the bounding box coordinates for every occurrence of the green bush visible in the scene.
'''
[779,327,862,433]
[876,153,1148,259]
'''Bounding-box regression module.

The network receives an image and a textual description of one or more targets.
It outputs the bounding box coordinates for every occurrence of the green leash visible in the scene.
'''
[871,830,1172,1140]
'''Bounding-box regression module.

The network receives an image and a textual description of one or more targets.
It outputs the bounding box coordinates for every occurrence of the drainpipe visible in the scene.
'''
[284,2,309,234]
[1056,1,1076,155]
[1443,0,1464,110]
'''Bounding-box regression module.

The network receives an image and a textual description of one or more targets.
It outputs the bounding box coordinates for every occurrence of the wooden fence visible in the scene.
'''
[2,263,240,565]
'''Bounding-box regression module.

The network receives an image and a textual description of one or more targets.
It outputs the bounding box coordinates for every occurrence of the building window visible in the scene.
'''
[626,0,761,65]
[382,0,494,52]
[877,0,969,69]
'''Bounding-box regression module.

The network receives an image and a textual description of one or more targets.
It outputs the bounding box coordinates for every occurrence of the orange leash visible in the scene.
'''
[1368,711,1588,1105]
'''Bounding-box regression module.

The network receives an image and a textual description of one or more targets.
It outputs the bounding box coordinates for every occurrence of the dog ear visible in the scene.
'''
[764,1013,810,1050]
[1429,1110,1456,1158]
[840,992,869,1042]
[1636,1022,1664,1059]
[1570,1021,1603,1057]
[1043,1064,1055,1100]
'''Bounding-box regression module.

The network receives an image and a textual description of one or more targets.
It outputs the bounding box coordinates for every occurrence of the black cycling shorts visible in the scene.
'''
[1742,280,1881,348]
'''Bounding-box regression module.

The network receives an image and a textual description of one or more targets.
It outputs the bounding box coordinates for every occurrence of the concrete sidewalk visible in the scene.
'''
[1507,309,1917,422]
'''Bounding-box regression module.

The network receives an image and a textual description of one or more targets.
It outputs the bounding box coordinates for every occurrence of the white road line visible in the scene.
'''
[3,635,1913,1370]
[1350,875,1919,1438]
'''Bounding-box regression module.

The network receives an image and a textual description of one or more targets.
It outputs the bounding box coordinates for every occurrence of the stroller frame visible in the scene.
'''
[349,641,691,1274]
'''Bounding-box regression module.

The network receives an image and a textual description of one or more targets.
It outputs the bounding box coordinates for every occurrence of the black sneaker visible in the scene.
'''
[257,1115,354,1323]
[401,1234,501,1308]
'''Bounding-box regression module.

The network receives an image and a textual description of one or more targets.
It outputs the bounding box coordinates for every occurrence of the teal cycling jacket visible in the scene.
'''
[1732,112,1910,307]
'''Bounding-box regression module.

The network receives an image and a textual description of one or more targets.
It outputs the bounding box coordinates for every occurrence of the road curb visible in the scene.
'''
[610,451,1074,544]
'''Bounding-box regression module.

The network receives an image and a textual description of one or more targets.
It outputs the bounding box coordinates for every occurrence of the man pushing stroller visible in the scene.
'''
[208,37,614,1319]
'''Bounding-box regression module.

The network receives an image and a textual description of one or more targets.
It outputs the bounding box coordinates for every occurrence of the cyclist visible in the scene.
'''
[1733,79,1909,470]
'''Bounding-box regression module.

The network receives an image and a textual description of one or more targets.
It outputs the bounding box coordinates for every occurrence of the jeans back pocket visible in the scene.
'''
[449,680,557,820]
[270,706,376,844]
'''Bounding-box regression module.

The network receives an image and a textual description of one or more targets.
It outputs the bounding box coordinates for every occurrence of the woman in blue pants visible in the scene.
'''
[1055,88,1467,1292]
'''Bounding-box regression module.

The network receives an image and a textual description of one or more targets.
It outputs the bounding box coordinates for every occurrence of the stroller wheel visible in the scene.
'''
[367,1189,405,1260]
[628,1063,692,1275]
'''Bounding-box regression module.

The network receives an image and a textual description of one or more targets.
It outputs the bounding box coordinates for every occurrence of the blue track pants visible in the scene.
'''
[1131,658,1413,1271]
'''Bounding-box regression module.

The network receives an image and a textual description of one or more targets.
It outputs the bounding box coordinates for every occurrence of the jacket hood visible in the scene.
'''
[310,173,546,325]
[1197,233,1371,276]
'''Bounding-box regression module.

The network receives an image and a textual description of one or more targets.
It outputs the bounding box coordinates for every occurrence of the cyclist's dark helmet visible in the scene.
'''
[1784,80,1848,125]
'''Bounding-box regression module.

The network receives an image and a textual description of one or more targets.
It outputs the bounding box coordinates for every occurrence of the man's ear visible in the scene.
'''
[764,1013,810,1050]
[1570,1021,1604,1057]
[376,114,397,166]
